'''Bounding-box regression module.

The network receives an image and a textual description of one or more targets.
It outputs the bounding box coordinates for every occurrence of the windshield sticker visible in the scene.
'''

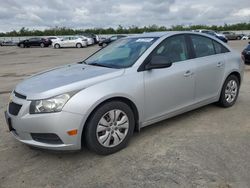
[136,38,154,42]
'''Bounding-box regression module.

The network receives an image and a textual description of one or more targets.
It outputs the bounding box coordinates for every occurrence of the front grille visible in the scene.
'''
[14,91,26,99]
[8,102,22,116]
[31,133,63,145]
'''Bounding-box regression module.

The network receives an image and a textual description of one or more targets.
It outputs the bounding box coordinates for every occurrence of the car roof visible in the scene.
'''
[127,31,209,38]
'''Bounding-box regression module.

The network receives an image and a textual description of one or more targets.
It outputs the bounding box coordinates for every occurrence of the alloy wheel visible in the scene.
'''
[96,109,129,148]
[225,80,238,103]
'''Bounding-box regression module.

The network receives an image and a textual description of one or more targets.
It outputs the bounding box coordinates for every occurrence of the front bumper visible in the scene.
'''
[5,93,85,151]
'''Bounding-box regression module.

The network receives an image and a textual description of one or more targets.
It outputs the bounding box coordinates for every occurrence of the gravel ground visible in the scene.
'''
[0,40,250,188]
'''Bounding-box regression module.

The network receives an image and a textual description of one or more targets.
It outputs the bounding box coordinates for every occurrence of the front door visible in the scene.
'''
[143,35,195,122]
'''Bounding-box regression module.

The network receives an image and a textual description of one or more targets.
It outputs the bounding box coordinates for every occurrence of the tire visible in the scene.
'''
[76,43,82,48]
[84,101,135,155]
[237,36,241,40]
[20,43,24,48]
[218,75,239,107]
[54,44,60,49]
[40,43,45,48]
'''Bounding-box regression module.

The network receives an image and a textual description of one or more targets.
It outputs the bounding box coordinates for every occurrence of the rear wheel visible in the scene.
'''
[76,43,82,48]
[40,43,45,48]
[84,101,135,155]
[54,44,60,49]
[218,75,239,107]
[20,43,24,48]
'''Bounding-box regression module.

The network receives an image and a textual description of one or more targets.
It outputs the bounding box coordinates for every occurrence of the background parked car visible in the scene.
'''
[80,35,94,46]
[222,31,243,40]
[0,41,17,46]
[17,38,50,48]
[79,33,99,44]
[52,36,87,48]
[45,37,61,46]
[242,42,250,64]
[98,35,127,47]
[195,30,228,43]
[241,35,250,40]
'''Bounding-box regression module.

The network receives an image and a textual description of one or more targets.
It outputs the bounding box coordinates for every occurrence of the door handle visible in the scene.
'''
[184,70,193,77]
[217,62,223,67]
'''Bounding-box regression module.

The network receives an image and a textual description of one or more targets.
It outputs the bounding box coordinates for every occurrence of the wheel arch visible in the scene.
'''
[76,42,82,47]
[227,71,241,85]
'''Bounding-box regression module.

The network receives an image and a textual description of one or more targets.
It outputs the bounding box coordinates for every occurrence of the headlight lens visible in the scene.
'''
[30,93,72,114]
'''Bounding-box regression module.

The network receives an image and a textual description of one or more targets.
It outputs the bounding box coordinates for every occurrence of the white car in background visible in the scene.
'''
[49,37,62,43]
[81,36,94,45]
[241,35,250,40]
[53,36,87,48]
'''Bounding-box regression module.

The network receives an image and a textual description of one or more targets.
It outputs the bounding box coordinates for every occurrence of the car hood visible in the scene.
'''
[15,63,124,100]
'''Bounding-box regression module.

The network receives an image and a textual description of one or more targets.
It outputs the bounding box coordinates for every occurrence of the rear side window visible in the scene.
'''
[190,35,215,58]
[213,41,230,54]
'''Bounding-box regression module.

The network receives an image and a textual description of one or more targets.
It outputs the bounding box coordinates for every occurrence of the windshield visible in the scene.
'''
[84,37,158,68]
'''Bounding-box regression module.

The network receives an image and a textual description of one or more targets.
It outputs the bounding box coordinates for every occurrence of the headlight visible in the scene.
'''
[30,93,73,114]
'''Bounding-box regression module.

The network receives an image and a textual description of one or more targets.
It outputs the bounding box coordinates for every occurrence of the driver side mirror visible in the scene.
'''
[145,55,172,70]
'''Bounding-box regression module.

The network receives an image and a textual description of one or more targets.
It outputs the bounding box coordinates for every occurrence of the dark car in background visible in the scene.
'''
[98,35,127,47]
[222,32,243,40]
[242,42,250,64]
[17,38,51,48]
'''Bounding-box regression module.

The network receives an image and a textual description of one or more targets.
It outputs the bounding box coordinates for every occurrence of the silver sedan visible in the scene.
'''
[5,31,244,155]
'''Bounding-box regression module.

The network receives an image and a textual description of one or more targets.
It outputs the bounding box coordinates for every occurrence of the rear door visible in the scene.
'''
[188,34,226,102]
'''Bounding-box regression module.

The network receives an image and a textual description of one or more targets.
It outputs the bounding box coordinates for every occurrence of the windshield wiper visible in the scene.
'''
[88,63,112,68]
[77,60,87,64]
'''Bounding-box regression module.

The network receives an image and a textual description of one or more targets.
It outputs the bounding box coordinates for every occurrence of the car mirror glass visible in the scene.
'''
[145,55,172,70]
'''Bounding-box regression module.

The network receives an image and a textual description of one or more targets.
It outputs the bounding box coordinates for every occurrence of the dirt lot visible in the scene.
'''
[0,41,250,188]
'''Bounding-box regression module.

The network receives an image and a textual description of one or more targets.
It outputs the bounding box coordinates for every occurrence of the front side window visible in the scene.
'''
[191,35,215,58]
[85,37,158,68]
[150,35,189,64]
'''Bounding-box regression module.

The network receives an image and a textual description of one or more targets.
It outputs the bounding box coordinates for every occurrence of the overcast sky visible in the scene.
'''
[0,0,250,32]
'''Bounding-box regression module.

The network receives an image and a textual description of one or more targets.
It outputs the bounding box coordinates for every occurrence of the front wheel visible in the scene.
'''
[218,75,239,107]
[84,101,135,155]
